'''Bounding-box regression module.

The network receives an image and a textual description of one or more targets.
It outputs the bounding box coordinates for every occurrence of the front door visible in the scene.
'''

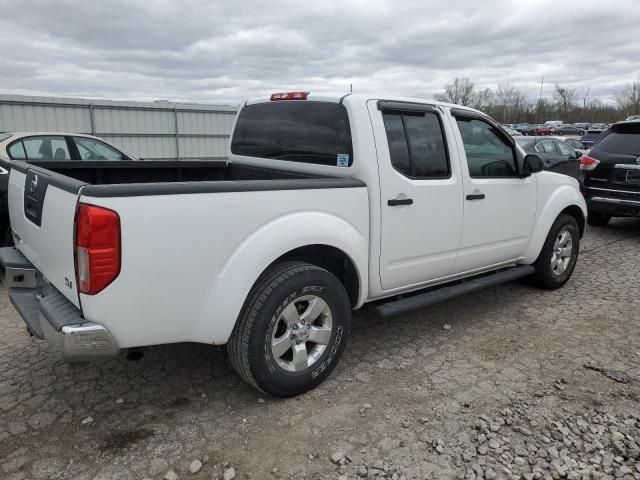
[370,101,464,291]
[452,115,537,274]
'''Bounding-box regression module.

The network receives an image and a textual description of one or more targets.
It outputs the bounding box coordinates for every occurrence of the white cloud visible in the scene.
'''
[0,0,638,104]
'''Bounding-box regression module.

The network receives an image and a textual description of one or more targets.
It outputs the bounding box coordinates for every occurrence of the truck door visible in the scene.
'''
[369,100,464,291]
[451,111,537,274]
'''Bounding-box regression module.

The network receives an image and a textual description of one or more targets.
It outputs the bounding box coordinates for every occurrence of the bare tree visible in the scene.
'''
[615,82,640,117]
[553,84,578,119]
[434,78,475,106]
[494,83,527,122]
[471,88,493,111]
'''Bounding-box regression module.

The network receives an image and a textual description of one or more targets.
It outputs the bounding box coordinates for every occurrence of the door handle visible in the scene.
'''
[466,193,485,201]
[388,197,413,206]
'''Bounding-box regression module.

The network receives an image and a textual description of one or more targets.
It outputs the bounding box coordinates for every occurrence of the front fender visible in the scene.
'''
[522,181,587,264]
[195,211,369,344]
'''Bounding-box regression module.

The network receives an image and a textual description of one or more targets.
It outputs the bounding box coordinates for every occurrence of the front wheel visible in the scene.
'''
[530,214,580,289]
[227,261,351,397]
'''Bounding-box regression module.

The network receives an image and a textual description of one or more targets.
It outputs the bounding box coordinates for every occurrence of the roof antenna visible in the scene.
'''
[350,83,353,93]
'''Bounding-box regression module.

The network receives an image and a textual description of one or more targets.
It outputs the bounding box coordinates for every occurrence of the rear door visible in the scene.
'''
[451,112,537,274]
[8,164,83,306]
[369,100,464,291]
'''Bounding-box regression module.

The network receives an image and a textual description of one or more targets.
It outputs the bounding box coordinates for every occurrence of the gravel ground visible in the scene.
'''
[1,219,639,480]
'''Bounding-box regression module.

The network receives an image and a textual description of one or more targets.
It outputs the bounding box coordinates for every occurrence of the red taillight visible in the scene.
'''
[580,155,600,171]
[75,204,120,295]
[270,91,309,101]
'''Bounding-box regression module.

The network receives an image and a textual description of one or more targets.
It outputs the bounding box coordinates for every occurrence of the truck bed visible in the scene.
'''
[5,160,362,197]
[4,157,368,348]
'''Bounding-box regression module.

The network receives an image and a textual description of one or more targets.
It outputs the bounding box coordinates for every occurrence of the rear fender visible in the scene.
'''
[196,211,368,344]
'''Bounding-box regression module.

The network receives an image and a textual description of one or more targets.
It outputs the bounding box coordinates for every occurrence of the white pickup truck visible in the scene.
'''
[0,92,587,397]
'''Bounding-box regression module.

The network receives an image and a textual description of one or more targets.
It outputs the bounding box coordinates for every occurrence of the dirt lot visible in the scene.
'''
[1,219,639,480]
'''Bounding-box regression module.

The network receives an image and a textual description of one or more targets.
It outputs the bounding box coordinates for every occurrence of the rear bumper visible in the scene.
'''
[587,193,640,217]
[0,247,119,362]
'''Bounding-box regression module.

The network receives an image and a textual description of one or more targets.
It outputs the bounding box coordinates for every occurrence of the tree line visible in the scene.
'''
[433,77,640,124]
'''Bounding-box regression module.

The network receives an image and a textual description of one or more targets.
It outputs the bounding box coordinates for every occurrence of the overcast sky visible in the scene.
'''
[0,0,638,106]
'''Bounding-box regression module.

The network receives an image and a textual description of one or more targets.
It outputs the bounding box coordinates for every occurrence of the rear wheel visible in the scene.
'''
[587,210,611,227]
[530,214,580,289]
[228,261,351,397]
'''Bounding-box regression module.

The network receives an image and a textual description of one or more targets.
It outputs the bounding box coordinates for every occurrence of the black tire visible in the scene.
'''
[530,214,580,290]
[587,210,611,227]
[227,261,351,397]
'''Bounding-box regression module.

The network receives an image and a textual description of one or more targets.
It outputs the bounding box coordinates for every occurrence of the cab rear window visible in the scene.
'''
[231,102,353,167]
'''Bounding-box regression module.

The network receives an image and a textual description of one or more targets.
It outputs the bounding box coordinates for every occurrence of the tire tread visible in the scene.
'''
[227,261,324,393]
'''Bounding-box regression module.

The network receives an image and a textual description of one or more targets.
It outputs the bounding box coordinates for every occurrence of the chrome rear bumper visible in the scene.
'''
[0,246,119,362]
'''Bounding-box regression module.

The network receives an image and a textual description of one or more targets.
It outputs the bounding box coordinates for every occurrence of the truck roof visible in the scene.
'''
[244,92,484,115]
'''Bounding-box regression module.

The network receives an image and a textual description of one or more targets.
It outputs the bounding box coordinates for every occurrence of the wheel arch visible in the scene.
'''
[195,212,368,345]
[522,183,587,264]
[560,204,586,238]
[271,244,361,307]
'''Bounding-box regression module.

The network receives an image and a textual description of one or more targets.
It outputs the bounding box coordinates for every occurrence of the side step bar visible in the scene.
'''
[375,265,535,319]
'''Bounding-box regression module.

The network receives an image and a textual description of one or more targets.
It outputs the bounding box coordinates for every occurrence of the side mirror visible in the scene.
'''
[521,154,544,176]
[573,150,582,159]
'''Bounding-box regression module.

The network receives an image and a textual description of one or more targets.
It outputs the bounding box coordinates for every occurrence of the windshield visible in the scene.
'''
[231,101,353,167]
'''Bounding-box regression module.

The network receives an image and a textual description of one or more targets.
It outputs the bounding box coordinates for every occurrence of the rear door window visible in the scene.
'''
[381,110,450,178]
[231,102,353,167]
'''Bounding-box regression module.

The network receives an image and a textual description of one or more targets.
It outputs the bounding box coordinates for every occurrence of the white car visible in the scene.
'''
[0,132,136,245]
[0,132,136,162]
[0,92,587,397]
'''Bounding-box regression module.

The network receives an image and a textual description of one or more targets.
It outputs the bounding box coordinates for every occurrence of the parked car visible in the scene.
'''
[0,132,136,244]
[562,137,589,155]
[625,115,640,121]
[533,125,553,136]
[580,129,604,148]
[514,124,535,135]
[0,92,586,397]
[553,125,585,136]
[514,136,582,178]
[574,123,590,131]
[580,120,640,226]
[502,125,522,136]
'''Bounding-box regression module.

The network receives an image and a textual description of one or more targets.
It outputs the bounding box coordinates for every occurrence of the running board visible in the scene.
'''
[375,265,535,319]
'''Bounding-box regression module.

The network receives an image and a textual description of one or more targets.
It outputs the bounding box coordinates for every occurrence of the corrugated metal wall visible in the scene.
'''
[0,94,238,160]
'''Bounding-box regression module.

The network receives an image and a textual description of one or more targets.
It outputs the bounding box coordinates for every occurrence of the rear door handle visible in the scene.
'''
[388,198,413,206]
[466,193,485,201]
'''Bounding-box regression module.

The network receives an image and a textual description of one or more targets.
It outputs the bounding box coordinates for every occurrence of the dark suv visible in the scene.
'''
[580,121,640,226]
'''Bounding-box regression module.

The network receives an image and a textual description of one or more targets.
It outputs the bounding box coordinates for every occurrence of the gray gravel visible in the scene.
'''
[0,218,639,479]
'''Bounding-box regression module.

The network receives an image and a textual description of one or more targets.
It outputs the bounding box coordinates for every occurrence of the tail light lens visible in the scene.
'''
[75,204,120,295]
[580,155,600,171]
[270,92,309,101]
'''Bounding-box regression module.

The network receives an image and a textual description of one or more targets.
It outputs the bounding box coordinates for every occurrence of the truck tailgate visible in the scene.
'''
[8,165,82,307]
